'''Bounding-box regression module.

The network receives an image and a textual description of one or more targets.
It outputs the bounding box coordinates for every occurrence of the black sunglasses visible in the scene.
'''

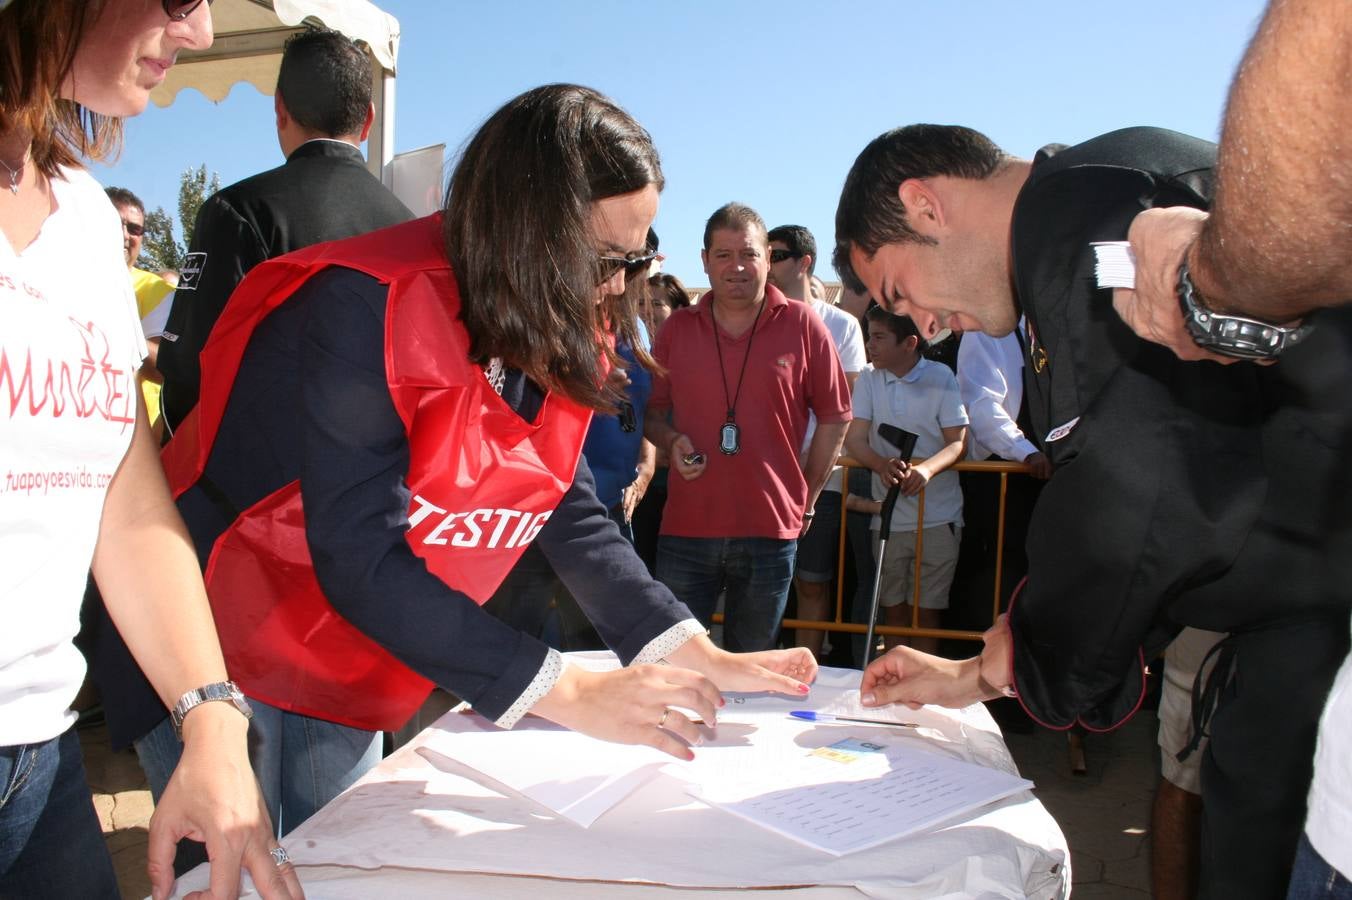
[769,249,801,264]
[121,220,145,237]
[596,252,657,284]
[163,0,211,21]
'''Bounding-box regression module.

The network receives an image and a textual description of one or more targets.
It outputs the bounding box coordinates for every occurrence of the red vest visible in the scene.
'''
[162,215,592,731]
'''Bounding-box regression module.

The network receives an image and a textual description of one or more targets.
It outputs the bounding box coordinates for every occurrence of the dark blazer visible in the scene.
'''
[157,139,413,430]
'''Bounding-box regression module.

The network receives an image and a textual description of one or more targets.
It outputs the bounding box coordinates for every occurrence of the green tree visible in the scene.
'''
[136,163,221,273]
[138,206,181,272]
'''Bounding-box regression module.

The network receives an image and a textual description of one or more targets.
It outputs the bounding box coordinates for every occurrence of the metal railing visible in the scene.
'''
[735,456,1034,644]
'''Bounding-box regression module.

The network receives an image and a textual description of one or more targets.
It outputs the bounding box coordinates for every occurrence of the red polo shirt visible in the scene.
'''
[649,285,851,539]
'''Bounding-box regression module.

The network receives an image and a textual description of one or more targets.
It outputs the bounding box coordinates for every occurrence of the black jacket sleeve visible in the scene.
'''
[158,193,268,429]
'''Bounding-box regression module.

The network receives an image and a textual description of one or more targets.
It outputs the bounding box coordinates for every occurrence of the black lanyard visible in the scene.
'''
[712,300,765,455]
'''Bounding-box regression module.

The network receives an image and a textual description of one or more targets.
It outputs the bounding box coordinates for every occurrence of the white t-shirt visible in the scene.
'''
[852,358,968,531]
[0,167,146,745]
[1305,627,1352,878]
[802,299,867,494]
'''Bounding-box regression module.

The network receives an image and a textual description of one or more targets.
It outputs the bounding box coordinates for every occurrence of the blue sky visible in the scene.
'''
[98,0,1269,285]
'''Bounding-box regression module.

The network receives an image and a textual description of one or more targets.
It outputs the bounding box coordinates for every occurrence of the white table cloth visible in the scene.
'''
[172,663,1069,899]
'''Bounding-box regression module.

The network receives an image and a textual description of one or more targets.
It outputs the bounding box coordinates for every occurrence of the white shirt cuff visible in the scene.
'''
[632,618,706,665]
[492,648,564,729]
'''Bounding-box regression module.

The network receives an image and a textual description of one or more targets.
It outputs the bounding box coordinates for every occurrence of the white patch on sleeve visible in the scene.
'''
[1045,417,1080,443]
[176,252,207,291]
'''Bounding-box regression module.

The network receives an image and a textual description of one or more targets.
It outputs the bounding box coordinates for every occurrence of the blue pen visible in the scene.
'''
[790,710,919,728]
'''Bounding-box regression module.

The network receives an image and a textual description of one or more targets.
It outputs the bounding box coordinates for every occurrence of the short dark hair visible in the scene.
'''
[767,224,817,274]
[865,304,922,343]
[703,202,767,251]
[834,124,1008,292]
[444,84,663,412]
[647,272,690,311]
[105,186,143,214]
[276,27,372,138]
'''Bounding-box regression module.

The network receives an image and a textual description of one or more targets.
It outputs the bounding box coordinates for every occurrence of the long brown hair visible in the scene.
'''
[443,84,663,411]
[0,0,123,176]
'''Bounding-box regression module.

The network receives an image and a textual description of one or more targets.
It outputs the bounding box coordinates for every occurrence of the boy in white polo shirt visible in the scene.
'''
[845,307,968,654]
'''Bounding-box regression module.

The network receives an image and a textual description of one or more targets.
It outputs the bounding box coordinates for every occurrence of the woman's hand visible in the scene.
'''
[147,706,303,900]
[859,646,985,711]
[665,633,816,696]
[532,664,723,760]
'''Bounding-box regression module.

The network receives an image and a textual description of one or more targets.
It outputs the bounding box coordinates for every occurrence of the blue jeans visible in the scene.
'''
[1288,834,1352,899]
[138,695,383,838]
[656,535,796,652]
[248,697,383,836]
[1,728,119,898]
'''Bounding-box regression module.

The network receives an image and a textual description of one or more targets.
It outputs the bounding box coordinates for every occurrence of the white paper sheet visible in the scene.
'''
[418,711,669,827]
[1091,240,1136,288]
[688,734,1033,856]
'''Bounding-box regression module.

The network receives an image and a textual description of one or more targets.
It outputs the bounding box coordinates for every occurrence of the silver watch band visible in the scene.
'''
[170,680,253,738]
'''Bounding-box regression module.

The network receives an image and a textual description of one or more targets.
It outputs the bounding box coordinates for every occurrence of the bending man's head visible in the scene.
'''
[834,124,1023,338]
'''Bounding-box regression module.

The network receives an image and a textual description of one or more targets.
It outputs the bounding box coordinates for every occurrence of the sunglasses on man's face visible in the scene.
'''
[769,249,800,264]
[596,252,657,285]
[163,0,211,21]
[122,220,145,238]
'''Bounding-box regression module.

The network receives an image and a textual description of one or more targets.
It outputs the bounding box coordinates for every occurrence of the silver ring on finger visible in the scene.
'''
[657,708,670,730]
[270,846,292,867]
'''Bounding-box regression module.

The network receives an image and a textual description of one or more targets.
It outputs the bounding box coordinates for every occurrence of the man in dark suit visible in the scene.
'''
[833,123,1351,899]
[157,26,413,432]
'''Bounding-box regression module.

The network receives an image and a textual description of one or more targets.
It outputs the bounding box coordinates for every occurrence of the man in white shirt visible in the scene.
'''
[956,329,1050,476]
[767,225,866,659]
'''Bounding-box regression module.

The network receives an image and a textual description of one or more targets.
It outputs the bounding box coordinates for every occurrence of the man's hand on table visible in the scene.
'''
[861,614,1016,711]
[859,647,987,711]
[665,634,817,696]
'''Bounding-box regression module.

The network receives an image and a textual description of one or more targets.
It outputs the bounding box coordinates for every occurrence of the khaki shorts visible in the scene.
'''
[1158,627,1227,793]
[873,524,961,611]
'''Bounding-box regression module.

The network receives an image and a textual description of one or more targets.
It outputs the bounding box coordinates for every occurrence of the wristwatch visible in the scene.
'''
[171,680,253,739]
[1178,260,1311,360]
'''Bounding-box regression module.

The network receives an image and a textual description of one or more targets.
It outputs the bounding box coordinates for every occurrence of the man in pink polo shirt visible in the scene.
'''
[644,203,851,651]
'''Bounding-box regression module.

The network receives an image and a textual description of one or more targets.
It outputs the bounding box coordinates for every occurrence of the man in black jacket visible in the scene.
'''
[833,124,1351,900]
[157,26,412,432]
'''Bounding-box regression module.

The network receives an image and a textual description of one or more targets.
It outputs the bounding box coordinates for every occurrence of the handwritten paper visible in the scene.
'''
[688,734,1033,856]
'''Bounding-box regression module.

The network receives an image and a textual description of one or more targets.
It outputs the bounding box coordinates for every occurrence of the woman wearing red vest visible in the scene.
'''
[149,84,818,836]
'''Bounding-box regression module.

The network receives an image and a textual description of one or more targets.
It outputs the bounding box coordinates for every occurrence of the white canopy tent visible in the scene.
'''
[149,0,400,183]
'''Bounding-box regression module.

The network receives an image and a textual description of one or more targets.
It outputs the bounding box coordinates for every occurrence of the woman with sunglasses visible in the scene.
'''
[0,1,300,898]
[156,82,818,836]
